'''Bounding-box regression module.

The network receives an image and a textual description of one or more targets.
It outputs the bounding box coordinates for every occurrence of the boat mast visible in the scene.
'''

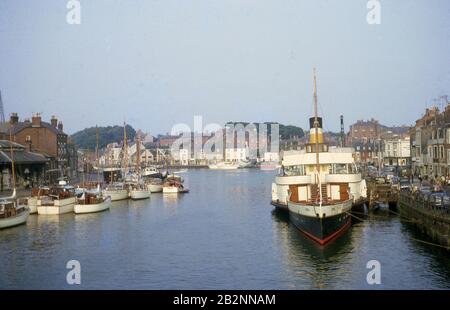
[313,68,320,174]
[96,126,100,185]
[313,68,323,207]
[9,123,16,190]
[136,134,141,175]
[123,122,128,174]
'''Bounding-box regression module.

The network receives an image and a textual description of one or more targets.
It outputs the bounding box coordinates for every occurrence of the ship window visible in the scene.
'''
[333,164,348,174]
[284,165,305,176]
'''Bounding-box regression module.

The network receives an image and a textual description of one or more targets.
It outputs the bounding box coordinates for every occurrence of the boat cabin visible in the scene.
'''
[289,182,350,205]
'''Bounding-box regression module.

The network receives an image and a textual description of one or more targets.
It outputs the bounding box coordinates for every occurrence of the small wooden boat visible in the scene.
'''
[103,183,129,201]
[0,132,30,228]
[74,190,111,214]
[130,183,150,200]
[26,187,50,214]
[166,174,184,183]
[129,134,151,200]
[0,189,30,229]
[37,181,76,215]
[163,181,189,194]
[146,178,163,193]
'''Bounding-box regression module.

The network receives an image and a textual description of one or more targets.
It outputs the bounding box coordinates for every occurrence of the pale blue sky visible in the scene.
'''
[0,0,449,135]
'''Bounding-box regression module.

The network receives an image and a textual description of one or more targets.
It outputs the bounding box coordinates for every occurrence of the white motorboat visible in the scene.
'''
[27,197,38,214]
[142,166,162,178]
[37,182,77,215]
[260,161,280,171]
[147,179,163,193]
[0,189,30,229]
[130,180,151,199]
[208,162,239,170]
[74,190,111,214]
[163,180,189,194]
[238,160,254,168]
[130,187,150,200]
[26,187,50,214]
[163,186,180,194]
[103,183,129,201]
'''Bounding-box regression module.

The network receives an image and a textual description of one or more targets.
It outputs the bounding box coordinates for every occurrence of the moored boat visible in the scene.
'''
[0,189,30,229]
[288,181,353,245]
[238,160,255,168]
[274,69,366,245]
[0,136,30,229]
[130,184,150,200]
[163,180,189,194]
[208,162,239,170]
[142,166,164,178]
[74,190,111,214]
[103,183,129,201]
[129,134,151,200]
[37,181,76,215]
[26,187,49,214]
[260,161,280,171]
[27,197,38,214]
[146,178,163,193]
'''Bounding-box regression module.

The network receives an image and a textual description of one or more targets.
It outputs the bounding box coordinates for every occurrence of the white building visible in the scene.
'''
[99,143,123,166]
[225,147,247,162]
[263,152,279,162]
[100,141,154,167]
[383,136,410,166]
[179,149,190,165]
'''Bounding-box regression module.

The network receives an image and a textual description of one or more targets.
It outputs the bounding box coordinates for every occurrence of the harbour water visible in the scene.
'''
[1,169,450,289]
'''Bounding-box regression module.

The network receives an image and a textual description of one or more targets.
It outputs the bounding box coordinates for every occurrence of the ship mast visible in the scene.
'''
[312,68,323,207]
[136,133,141,175]
[9,123,16,191]
[96,126,100,185]
[313,68,320,174]
[122,122,128,174]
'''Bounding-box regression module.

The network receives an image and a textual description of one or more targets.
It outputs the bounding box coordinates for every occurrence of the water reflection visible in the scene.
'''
[271,209,357,289]
[1,170,450,289]
[399,221,450,286]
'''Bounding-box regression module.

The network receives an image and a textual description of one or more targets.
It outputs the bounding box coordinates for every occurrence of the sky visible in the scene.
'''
[0,0,449,135]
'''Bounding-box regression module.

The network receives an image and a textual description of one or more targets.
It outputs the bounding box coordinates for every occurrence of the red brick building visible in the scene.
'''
[4,113,78,180]
[348,119,380,143]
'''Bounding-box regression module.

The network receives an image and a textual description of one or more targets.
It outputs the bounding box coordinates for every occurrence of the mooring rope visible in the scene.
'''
[346,211,366,222]
[349,206,449,250]
[409,236,450,250]
[379,208,417,223]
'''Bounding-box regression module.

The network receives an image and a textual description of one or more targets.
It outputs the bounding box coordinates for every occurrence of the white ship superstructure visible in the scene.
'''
[272,147,367,210]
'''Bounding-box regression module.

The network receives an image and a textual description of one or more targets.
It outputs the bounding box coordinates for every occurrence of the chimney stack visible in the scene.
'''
[10,113,19,124]
[32,113,41,127]
[57,121,63,132]
[51,115,58,127]
[25,135,32,152]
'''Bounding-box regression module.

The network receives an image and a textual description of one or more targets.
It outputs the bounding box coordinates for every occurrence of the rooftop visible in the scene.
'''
[0,140,49,164]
